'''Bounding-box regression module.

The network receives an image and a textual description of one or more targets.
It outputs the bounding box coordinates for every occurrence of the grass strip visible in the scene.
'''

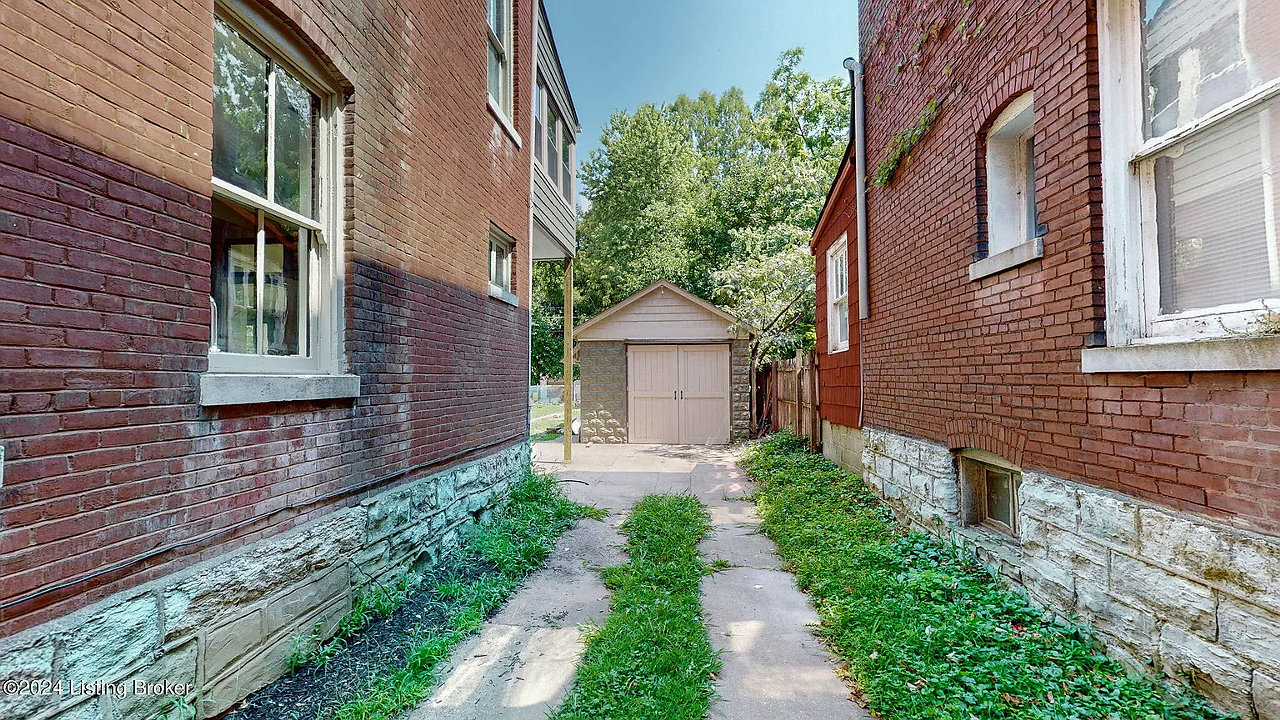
[740,433,1234,720]
[551,494,721,720]
[325,471,589,720]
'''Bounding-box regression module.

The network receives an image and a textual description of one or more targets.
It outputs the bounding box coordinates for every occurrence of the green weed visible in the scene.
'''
[740,433,1235,720]
[329,471,590,720]
[551,494,721,720]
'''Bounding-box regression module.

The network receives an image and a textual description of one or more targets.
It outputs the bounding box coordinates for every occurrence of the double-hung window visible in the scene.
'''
[827,236,850,353]
[489,228,515,303]
[534,79,575,205]
[560,123,574,203]
[210,7,343,380]
[487,0,512,117]
[1098,0,1280,347]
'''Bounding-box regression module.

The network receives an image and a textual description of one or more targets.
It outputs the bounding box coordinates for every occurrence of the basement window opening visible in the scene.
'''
[959,450,1021,537]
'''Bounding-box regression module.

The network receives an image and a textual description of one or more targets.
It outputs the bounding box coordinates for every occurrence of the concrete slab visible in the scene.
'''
[693,456,867,720]
[411,442,865,719]
[408,513,623,720]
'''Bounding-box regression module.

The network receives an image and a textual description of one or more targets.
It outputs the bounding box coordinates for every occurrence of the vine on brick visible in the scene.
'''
[872,98,942,187]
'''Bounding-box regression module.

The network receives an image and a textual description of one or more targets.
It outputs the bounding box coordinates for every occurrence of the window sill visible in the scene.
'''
[200,373,360,406]
[487,96,522,148]
[489,283,519,307]
[1081,336,1280,373]
[968,238,1043,281]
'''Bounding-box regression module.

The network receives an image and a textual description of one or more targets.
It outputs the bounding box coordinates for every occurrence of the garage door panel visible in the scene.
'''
[628,346,679,443]
[678,345,729,444]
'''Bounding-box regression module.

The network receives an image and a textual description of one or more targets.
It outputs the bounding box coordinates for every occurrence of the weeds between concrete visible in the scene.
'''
[551,494,721,720]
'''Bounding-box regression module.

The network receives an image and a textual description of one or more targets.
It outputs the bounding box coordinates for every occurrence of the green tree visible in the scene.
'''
[571,48,849,365]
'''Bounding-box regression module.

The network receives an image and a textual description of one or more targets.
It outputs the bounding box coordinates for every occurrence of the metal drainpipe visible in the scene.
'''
[844,57,869,428]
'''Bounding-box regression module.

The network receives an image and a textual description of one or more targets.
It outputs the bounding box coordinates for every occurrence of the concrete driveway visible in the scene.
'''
[409,442,866,719]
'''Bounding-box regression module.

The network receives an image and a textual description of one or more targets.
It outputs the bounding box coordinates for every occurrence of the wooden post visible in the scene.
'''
[562,257,573,464]
[809,351,820,452]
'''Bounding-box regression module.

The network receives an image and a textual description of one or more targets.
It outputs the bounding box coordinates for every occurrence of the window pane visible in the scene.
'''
[1025,134,1038,238]
[274,69,318,218]
[1154,99,1280,313]
[985,468,1014,528]
[488,40,503,105]
[534,83,544,164]
[835,300,848,346]
[211,197,258,354]
[213,19,268,197]
[487,0,505,41]
[263,215,303,356]
[547,112,559,184]
[562,139,573,201]
[1144,0,1279,138]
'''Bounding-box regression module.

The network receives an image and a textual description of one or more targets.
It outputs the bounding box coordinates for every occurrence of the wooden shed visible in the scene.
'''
[575,281,752,444]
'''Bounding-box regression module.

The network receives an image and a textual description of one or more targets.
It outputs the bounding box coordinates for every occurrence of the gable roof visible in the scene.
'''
[574,280,750,338]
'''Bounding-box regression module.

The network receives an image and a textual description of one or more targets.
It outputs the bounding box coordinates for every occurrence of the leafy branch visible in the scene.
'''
[872,98,942,187]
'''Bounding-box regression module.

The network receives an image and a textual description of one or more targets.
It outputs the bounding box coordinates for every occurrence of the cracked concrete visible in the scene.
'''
[409,442,865,719]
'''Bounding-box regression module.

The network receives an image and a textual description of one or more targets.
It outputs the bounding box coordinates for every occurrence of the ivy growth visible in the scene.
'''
[872,98,942,187]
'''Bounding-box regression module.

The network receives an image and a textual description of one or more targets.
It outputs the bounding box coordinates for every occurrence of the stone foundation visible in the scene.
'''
[578,341,628,443]
[0,443,529,720]
[822,420,865,473]
[861,426,1280,718]
[729,340,751,443]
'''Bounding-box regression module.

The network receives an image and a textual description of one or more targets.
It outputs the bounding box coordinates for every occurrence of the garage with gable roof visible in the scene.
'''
[574,281,752,445]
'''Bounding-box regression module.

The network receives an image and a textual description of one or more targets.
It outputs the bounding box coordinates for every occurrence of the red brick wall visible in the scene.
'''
[812,161,861,430]
[822,0,1280,535]
[0,0,536,635]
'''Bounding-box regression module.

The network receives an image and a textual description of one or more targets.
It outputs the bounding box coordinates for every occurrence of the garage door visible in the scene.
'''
[627,344,730,444]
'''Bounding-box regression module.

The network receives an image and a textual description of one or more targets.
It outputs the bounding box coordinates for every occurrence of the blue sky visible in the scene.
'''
[542,0,859,170]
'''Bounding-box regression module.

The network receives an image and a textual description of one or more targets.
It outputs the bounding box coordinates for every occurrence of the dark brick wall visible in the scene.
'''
[0,0,536,635]
[811,0,1280,536]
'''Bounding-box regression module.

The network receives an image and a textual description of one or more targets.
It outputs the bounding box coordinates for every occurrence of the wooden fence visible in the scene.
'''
[758,350,820,451]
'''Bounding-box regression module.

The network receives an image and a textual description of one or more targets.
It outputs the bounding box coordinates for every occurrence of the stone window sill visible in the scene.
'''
[200,373,360,406]
[1081,336,1280,373]
[487,96,523,148]
[489,283,519,307]
[968,238,1044,281]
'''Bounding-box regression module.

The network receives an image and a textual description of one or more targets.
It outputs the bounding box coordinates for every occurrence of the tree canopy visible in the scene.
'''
[533,48,850,369]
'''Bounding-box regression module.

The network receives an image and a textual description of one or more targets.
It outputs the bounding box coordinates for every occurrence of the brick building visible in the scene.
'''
[813,0,1280,714]
[0,0,576,717]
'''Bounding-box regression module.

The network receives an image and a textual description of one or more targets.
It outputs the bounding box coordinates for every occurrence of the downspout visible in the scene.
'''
[844,57,869,428]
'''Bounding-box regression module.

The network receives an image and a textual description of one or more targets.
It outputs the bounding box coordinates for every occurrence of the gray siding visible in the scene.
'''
[533,167,575,250]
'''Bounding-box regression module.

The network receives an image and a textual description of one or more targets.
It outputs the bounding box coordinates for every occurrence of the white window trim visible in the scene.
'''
[531,76,573,210]
[486,0,519,146]
[489,229,518,306]
[1093,0,1280,368]
[972,93,1042,281]
[827,236,850,354]
[204,0,354,404]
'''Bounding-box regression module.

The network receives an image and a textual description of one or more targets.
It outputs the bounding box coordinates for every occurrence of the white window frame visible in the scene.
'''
[489,228,517,305]
[971,93,1045,281]
[203,0,353,404]
[486,0,518,141]
[1096,0,1280,350]
[827,235,850,354]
